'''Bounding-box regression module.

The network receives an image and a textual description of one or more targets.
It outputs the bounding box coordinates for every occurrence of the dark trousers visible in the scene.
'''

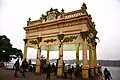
[105,76,110,80]
[22,69,26,77]
[54,68,57,75]
[46,72,50,80]
[14,69,18,77]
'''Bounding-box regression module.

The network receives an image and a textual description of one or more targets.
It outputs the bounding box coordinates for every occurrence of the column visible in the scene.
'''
[46,46,50,64]
[23,44,28,60]
[35,47,41,73]
[23,39,28,60]
[93,48,98,74]
[82,39,89,79]
[76,44,80,67]
[57,44,63,77]
[89,45,94,76]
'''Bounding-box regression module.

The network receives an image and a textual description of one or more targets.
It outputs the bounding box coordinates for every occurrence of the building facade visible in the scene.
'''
[23,3,100,79]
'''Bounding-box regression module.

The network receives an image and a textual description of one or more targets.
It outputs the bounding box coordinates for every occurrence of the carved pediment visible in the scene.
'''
[46,8,60,20]
[39,8,61,22]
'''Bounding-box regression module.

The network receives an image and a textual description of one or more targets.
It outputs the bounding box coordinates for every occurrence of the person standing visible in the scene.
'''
[104,68,112,80]
[21,58,28,77]
[55,59,58,75]
[13,59,20,78]
[52,63,55,72]
[46,63,51,80]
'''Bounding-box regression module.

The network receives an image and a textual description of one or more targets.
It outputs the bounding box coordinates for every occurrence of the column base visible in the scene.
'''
[57,64,63,77]
[35,65,41,73]
[35,59,41,73]
[94,66,98,75]
[82,65,89,80]
[98,65,102,74]
[89,67,95,77]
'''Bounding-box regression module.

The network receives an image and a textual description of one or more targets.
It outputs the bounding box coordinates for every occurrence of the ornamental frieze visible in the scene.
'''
[29,40,37,45]
[28,37,42,45]
[63,35,78,43]
[44,38,56,43]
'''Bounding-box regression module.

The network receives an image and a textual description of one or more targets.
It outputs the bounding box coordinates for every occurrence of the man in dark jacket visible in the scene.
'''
[14,59,20,78]
[104,68,112,80]
[21,58,28,77]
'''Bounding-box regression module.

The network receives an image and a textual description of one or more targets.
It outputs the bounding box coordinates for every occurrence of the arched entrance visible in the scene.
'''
[23,3,100,79]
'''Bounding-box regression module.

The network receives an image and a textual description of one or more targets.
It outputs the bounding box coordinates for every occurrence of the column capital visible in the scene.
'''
[57,34,64,42]
[23,38,28,44]
[37,47,41,49]
[37,37,42,43]
[80,31,89,41]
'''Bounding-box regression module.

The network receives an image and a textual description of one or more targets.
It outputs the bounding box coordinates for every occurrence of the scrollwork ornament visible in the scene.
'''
[44,38,56,43]
[29,40,37,45]
[80,31,89,40]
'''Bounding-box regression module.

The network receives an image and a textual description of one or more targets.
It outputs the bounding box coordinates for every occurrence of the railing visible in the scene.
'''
[64,10,81,19]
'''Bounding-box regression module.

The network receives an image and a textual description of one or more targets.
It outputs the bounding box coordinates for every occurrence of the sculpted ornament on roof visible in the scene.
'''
[39,8,62,21]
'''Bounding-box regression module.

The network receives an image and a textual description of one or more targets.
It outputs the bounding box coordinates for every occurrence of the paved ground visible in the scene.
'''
[0,68,103,80]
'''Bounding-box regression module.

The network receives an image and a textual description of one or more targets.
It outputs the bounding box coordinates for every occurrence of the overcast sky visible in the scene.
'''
[0,0,120,60]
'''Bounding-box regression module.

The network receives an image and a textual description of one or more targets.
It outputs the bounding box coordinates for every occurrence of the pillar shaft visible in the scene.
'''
[76,44,80,66]
[46,46,50,64]
[35,47,41,73]
[82,39,89,79]
[93,48,98,74]
[82,39,88,65]
[57,44,63,77]
[93,48,97,66]
[89,46,94,76]
[23,44,27,60]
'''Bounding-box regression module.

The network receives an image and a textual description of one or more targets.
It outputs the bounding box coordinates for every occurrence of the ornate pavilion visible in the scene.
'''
[23,3,101,79]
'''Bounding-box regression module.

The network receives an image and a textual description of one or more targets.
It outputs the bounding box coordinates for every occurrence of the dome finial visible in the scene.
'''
[82,2,87,9]
[50,7,53,11]
[61,8,64,13]
[80,2,88,15]
[28,17,31,21]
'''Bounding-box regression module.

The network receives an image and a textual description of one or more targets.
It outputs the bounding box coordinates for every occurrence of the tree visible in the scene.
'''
[10,48,23,60]
[0,35,23,62]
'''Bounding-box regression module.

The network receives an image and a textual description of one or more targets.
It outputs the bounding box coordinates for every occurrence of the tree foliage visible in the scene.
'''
[0,35,23,62]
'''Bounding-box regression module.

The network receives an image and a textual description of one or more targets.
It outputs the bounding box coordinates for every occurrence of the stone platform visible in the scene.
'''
[0,68,103,80]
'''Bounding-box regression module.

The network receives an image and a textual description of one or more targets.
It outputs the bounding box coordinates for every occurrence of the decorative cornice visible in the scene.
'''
[25,16,88,33]
[27,16,88,28]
